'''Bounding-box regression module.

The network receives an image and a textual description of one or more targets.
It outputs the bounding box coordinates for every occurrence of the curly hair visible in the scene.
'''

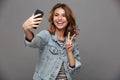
[48,3,78,37]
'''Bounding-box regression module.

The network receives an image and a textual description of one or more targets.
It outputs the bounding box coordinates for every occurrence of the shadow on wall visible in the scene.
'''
[0,0,7,6]
[0,0,8,11]
[0,1,8,80]
[114,68,120,80]
[113,0,120,13]
[0,69,8,80]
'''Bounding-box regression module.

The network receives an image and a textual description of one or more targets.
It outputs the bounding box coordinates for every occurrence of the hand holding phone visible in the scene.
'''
[33,9,44,29]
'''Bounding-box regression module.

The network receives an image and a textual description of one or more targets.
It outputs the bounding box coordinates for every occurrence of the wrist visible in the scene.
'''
[69,65,75,68]
[22,25,29,31]
[67,50,72,54]
[67,50,72,53]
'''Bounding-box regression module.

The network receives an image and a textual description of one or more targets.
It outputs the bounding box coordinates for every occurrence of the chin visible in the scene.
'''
[56,26,66,30]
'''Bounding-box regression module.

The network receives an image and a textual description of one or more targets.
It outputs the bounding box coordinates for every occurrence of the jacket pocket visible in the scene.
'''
[48,43,59,55]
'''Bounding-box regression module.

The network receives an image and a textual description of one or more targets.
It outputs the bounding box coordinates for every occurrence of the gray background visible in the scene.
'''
[0,0,120,80]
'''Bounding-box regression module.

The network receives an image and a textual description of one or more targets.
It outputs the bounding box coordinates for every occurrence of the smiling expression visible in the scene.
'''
[53,8,68,30]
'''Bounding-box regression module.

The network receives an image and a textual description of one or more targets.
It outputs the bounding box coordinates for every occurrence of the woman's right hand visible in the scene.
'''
[22,14,43,30]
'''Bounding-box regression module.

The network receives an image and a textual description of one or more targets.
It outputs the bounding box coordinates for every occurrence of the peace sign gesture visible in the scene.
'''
[65,32,76,53]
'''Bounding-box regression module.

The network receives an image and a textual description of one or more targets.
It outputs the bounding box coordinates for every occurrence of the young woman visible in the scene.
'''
[22,3,81,80]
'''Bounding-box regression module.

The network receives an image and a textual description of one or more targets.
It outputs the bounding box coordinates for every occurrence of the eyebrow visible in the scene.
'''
[54,12,65,15]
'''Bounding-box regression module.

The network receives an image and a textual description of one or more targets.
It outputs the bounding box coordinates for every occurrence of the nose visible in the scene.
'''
[58,16,62,20]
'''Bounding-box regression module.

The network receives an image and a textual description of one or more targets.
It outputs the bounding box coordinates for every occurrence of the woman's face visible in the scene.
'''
[53,8,68,30]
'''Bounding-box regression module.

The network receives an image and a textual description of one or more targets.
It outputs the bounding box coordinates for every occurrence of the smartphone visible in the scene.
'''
[33,9,44,29]
[34,9,44,18]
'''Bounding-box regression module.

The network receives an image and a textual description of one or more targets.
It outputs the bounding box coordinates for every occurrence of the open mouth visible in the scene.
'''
[56,21,64,26]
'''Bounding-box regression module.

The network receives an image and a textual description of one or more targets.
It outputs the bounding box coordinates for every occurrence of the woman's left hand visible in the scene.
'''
[65,32,76,53]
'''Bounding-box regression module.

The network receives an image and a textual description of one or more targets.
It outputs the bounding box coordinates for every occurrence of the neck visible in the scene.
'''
[55,29,65,41]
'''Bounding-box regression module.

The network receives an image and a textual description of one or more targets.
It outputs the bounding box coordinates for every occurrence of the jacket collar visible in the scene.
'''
[51,33,67,48]
[51,33,67,42]
[51,33,58,42]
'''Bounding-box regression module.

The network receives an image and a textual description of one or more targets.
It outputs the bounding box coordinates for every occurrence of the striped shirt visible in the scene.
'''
[56,40,68,80]
[56,63,68,80]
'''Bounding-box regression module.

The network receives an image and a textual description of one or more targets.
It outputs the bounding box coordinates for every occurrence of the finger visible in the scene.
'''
[32,24,40,28]
[33,18,43,22]
[68,32,70,40]
[65,44,73,49]
[33,21,41,24]
[71,34,76,41]
[69,40,72,45]
[66,41,72,46]
[34,14,41,18]
[32,13,35,16]
[31,13,35,18]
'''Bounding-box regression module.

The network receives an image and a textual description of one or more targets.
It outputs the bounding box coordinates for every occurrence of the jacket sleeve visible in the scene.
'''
[24,30,49,48]
[67,39,82,75]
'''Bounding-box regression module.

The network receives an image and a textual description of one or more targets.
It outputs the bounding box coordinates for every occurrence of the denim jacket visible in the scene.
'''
[24,30,81,80]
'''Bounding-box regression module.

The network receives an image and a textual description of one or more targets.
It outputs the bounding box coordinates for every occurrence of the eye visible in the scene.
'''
[62,14,66,17]
[54,13,59,16]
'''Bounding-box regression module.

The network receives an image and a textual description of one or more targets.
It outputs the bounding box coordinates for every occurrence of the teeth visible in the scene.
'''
[57,22,63,24]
